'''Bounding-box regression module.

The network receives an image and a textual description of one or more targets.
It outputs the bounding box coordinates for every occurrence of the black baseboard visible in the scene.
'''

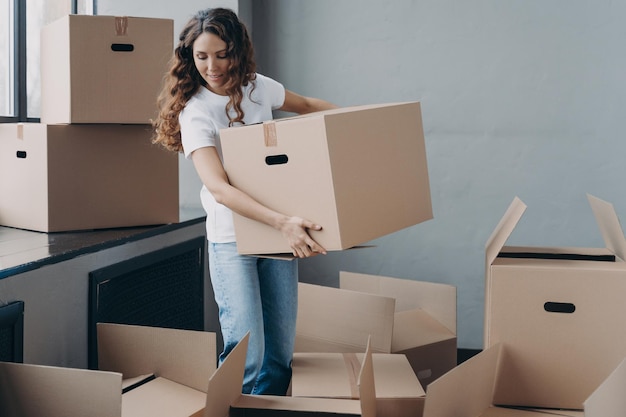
[457,348,481,364]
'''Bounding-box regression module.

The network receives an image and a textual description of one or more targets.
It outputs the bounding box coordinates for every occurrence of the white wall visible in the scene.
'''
[251,0,626,349]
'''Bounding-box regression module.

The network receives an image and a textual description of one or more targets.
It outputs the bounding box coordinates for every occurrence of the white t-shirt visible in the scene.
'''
[180,73,286,243]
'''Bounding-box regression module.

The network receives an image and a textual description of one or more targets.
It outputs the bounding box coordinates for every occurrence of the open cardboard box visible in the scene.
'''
[291,349,426,417]
[423,343,626,417]
[207,333,377,417]
[0,323,216,417]
[339,271,457,387]
[220,102,432,256]
[484,194,626,410]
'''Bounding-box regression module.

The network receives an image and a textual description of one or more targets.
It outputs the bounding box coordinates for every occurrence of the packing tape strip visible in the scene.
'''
[263,121,278,147]
[342,353,361,399]
[17,123,23,140]
[115,16,128,36]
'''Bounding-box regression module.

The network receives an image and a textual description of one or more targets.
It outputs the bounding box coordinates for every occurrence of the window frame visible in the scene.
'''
[0,0,81,123]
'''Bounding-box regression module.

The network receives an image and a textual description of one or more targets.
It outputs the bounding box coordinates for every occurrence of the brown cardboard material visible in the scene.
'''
[205,333,378,417]
[220,102,432,255]
[0,324,216,417]
[484,194,626,410]
[339,271,457,387]
[40,15,173,124]
[0,123,179,232]
[291,351,426,417]
[295,282,395,354]
[423,344,626,417]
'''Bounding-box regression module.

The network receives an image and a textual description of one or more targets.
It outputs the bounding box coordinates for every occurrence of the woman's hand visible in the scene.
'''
[279,216,327,258]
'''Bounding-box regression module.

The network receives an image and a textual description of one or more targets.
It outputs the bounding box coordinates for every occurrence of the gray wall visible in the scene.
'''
[97,0,626,349]
[251,0,626,349]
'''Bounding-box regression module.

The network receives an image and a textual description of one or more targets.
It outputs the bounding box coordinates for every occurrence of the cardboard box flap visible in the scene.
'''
[485,197,527,267]
[588,194,626,262]
[122,376,206,417]
[339,271,457,334]
[97,323,216,392]
[391,309,456,351]
[423,344,502,417]
[295,283,395,353]
[584,357,626,417]
[357,337,377,417]
[205,332,250,417]
[0,361,122,417]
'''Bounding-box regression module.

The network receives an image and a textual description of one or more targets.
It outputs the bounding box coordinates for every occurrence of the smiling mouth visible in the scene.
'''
[207,74,222,80]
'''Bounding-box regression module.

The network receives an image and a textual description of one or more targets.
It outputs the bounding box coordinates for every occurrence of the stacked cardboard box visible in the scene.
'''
[423,194,626,416]
[0,15,179,232]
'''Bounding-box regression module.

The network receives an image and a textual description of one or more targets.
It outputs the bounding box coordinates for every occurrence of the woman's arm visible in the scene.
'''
[190,146,326,258]
[280,89,338,115]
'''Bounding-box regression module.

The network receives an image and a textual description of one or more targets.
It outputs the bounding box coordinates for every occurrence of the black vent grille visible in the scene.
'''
[88,237,205,369]
[0,301,24,363]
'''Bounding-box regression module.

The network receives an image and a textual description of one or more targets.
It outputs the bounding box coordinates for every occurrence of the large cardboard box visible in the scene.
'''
[0,323,216,417]
[40,15,173,124]
[220,102,432,255]
[291,350,426,417]
[484,194,626,410]
[206,332,376,417]
[339,271,457,388]
[423,343,626,417]
[0,123,179,232]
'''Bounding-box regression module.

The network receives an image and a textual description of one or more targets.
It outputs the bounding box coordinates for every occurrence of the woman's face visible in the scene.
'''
[192,31,231,95]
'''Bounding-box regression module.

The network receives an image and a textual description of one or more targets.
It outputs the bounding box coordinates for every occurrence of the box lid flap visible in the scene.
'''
[392,309,456,351]
[588,194,626,262]
[295,283,395,353]
[584,357,626,417]
[423,344,501,417]
[339,271,457,334]
[97,323,216,393]
[0,361,121,417]
[486,197,527,266]
[205,332,250,417]
[122,377,206,417]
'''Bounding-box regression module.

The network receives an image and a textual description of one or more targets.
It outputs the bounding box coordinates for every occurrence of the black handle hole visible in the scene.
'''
[111,43,134,52]
[265,154,289,166]
[16,151,27,159]
[544,302,576,314]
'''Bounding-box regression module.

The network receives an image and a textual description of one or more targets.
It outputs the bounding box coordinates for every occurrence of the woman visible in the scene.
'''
[152,7,337,395]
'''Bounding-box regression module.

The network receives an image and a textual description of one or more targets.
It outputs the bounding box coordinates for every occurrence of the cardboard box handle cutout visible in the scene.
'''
[544,301,576,314]
[111,43,134,52]
[265,154,289,165]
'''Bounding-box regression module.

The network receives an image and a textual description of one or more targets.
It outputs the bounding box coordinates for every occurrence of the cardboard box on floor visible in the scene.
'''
[40,15,173,124]
[0,123,179,232]
[220,102,432,256]
[291,350,426,417]
[206,332,380,417]
[295,273,456,388]
[339,271,457,388]
[0,324,216,417]
[423,343,626,417]
[484,194,626,410]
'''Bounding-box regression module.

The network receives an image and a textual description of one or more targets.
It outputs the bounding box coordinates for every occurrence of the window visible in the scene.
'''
[0,0,93,123]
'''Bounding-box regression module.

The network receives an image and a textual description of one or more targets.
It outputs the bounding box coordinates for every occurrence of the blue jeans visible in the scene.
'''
[208,242,298,395]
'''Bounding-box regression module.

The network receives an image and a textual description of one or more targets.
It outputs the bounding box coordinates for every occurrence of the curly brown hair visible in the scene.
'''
[152,8,256,152]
